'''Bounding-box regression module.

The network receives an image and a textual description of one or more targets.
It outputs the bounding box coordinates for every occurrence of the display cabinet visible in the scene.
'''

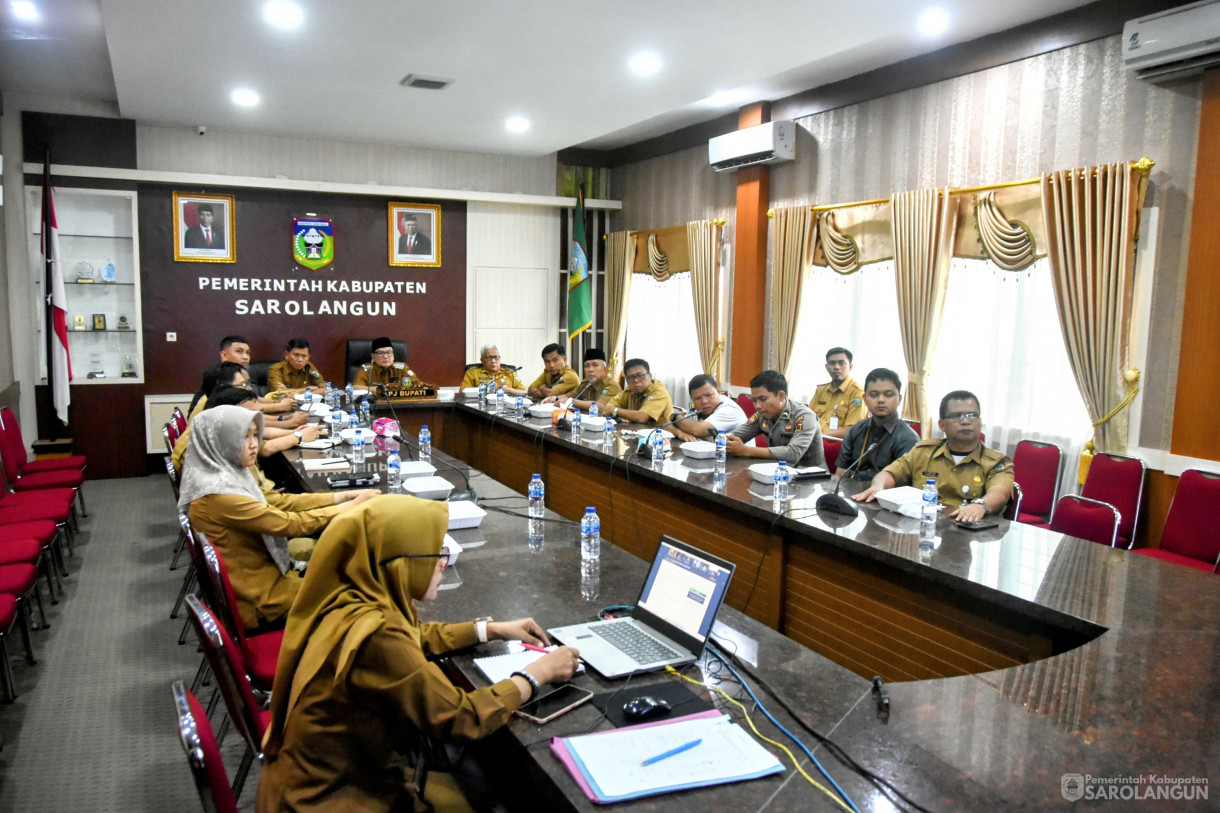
[28,186,144,384]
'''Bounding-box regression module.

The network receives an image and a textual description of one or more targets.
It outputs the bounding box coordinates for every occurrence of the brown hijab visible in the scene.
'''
[262,494,448,760]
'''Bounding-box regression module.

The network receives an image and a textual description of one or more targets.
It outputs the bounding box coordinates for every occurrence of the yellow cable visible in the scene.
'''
[664,667,854,813]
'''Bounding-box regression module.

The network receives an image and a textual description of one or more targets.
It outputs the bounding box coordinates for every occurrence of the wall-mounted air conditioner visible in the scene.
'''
[708,121,796,172]
[1123,0,1220,82]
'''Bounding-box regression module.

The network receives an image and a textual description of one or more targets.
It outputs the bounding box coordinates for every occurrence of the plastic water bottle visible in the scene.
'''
[359,397,370,424]
[478,381,487,406]
[324,381,333,404]
[348,410,358,431]
[303,386,313,408]
[581,560,600,601]
[580,507,601,561]
[589,402,599,418]
[772,461,790,505]
[345,381,354,405]
[528,473,545,519]
[352,428,365,464]
[570,408,582,440]
[386,450,401,490]
[514,394,524,420]
[602,418,615,448]
[651,429,665,464]
[920,478,938,540]
[330,407,343,434]
[496,386,505,414]
[714,431,728,477]
[528,517,545,554]
[419,425,432,461]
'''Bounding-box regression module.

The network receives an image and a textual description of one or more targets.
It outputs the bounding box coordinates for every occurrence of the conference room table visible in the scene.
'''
[276,396,1220,810]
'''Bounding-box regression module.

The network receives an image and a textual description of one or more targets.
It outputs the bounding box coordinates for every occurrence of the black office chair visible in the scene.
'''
[345,339,408,385]
[245,360,276,396]
[463,362,522,372]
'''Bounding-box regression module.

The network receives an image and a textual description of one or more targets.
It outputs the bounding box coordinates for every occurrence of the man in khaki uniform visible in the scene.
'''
[353,337,425,391]
[267,338,327,393]
[727,370,825,467]
[810,346,866,439]
[548,348,621,410]
[460,344,526,393]
[853,389,1013,522]
[526,343,580,399]
[606,358,673,425]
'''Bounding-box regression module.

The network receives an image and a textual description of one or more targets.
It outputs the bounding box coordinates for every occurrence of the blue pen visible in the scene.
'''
[640,738,702,767]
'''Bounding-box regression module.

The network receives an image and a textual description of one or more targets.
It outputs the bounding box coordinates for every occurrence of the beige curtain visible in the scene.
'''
[1040,162,1142,453]
[645,234,672,281]
[818,211,861,274]
[975,191,1036,270]
[770,206,817,379]
[603,231,636,375]
[687,220,723,378]
[891,188,958,430]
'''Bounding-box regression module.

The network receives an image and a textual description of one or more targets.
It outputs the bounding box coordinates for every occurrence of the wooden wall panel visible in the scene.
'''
[35,383,145,478]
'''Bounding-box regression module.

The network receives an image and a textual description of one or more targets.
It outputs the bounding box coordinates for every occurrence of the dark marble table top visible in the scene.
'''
[284,398,1220,811]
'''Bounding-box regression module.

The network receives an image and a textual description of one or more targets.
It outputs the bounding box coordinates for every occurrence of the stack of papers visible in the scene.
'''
[552,711,783,803]
[301,458,349,472]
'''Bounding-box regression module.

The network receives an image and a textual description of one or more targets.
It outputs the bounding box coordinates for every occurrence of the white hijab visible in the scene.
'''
[176,406,266,511]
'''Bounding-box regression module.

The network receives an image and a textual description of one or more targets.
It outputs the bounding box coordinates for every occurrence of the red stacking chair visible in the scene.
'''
[1012,440,1062,526]
[173,407,189,436]
[1079,452,1146,549]
[1049,495,1120,547]
[0,440,88,518]
[904,418,922,438]
[0,407,87,474]
[0,521,66,602]
[734,394,767,447]
[163,424,179,456]
[0,537,54,612]
[195,534,283,692]
[171,680,240,813]
[184,595,268,800]
[1002,481,1023,521]
[0,589,36,702]
[823,437,842,471]
[1135,469,1220,573]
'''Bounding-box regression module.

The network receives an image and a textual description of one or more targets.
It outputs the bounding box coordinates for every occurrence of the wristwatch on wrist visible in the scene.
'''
[293,430,304,442]
[475,616,493,643]
[612,407,620,418]
[968,498,988,510]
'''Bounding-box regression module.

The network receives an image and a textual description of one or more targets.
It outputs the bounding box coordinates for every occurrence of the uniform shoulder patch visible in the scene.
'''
[794,416,804,431]
[748,413,760,425]
[393,362,405,369]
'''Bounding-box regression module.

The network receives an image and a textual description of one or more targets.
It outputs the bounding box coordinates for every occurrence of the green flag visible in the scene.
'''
[567,186,592,343]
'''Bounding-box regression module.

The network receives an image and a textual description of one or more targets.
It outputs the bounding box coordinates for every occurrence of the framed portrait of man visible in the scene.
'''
[388,202,441,268]
[173,192,236,263]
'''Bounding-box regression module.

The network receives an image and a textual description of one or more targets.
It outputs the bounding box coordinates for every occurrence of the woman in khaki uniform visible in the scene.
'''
[178,406,377,630]
[257,495,579,813]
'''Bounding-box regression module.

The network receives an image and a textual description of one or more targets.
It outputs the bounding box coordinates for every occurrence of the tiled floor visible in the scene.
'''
[0,475,259,812]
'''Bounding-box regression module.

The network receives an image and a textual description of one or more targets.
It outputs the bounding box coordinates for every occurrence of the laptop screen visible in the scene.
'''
[636,539,733,640]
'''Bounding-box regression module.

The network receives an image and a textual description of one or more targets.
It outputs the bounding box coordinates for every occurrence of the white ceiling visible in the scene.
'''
[1,0,1098,157]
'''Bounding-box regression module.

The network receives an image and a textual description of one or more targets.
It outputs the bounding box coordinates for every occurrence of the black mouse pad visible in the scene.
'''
[590,680,714,728]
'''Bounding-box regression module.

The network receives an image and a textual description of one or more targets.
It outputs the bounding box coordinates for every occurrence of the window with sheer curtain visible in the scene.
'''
[789,257,1091,484]
[786,263,906,401]
[624,272,703,400]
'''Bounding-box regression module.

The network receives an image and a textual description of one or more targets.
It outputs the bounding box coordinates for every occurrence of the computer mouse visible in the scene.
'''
[622,695,671,721]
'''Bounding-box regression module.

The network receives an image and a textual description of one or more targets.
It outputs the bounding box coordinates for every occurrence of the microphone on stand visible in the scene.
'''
[632,409,690,456]
[393,432,478,505]
[815,442,880,517]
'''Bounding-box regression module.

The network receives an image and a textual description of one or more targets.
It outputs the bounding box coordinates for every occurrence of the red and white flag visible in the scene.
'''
[42,168,72,424]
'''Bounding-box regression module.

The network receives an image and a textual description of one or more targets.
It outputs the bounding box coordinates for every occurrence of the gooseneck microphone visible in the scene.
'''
[815,442,879,517]
[393,432,478,505]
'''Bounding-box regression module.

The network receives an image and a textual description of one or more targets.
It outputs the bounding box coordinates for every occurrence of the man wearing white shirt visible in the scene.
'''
[673,374,747,441]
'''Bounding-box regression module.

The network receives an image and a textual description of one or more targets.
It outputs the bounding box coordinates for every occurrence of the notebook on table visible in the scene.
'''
[549,536,735,679]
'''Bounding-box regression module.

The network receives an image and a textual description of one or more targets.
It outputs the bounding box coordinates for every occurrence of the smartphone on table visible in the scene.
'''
[515,684,594,724]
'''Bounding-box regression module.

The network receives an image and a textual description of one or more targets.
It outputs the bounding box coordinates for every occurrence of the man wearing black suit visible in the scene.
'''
[397,214,431,255]
[184,203,225,250]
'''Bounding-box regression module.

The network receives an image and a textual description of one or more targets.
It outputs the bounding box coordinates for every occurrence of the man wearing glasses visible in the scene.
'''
[606,358,673,425]
[354,337,424,390]
[852,390,1013,522]
[810,347,866,439]
[460,344,526,393]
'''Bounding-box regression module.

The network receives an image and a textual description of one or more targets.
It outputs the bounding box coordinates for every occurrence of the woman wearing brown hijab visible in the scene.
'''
[257,495,579,813]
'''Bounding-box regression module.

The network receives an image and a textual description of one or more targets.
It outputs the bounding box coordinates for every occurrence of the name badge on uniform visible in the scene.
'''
[828,416,839,431]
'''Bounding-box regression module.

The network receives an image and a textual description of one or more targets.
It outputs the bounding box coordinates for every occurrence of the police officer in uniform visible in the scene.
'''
[353,337,424,391]
[606,358,673,425]
[810,346,866,439]
[852,389,1013,522]
[526,342,581,399]
[727,370,825,468]
[548,347,622,410]
[460,344,526,393]
[267,338,327,393]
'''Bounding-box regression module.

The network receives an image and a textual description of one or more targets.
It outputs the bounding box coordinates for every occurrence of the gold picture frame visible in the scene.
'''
[173,192,236,263]
[92,313,107,331]
[388,202,441,268]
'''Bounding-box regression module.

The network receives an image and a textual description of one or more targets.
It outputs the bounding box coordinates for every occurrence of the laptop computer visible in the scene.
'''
[549,536,735,678]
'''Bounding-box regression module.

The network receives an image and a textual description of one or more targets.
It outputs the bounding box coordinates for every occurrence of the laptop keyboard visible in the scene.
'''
[592,621,681,664]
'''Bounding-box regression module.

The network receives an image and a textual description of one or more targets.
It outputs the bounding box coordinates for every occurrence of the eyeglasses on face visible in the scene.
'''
[482,354,501,361]
[943,411,980,422]
[382,545,456,568]
[373,349,394,357]
[625,372,650,382]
